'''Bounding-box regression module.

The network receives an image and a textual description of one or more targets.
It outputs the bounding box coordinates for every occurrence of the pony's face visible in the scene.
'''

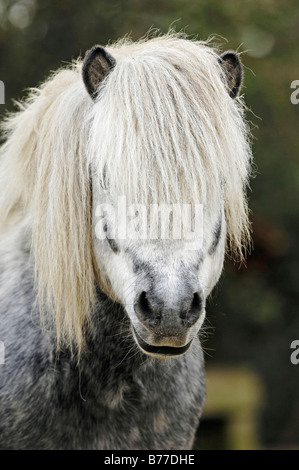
[83,42,245,358]
[92,188,226,358]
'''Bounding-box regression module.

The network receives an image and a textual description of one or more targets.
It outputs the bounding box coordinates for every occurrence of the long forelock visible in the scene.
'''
[88,35,252,256]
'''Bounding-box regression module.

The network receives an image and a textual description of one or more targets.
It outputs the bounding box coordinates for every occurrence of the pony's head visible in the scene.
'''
[0,33,252,357]
[82,36,251,358]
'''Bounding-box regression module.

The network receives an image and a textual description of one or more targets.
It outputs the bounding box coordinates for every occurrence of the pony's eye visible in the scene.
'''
[106,236,119,254]
[209,217,222,255]
[102,222,119,253]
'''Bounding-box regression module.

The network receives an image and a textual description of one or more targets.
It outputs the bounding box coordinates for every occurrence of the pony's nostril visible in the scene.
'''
[191,292,202,310]
[135,291,159,323]
[139,291,151,314]
[183,292,203,326]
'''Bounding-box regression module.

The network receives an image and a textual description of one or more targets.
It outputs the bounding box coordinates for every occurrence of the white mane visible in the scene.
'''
[0,32,253,351]
[89,34,252,248]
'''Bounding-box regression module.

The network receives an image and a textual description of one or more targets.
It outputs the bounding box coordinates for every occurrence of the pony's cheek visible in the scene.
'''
[93,244,137,304]
[199,245,226,298]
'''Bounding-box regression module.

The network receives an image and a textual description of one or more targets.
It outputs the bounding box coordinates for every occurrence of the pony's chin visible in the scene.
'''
[132,328,193,359]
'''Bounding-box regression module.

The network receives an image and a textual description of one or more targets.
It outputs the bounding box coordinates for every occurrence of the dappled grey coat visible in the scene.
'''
[0,229,205,449]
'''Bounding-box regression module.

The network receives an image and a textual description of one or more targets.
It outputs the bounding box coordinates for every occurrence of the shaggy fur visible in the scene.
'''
[0,32,253,449]
[0,224,205,448]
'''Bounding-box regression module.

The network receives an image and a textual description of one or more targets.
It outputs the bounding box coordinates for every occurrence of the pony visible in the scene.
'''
[0,32,252,449]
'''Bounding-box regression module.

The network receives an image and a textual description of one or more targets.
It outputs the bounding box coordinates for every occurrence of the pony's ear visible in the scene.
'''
[218,51,243,99]
[82,45,116,100]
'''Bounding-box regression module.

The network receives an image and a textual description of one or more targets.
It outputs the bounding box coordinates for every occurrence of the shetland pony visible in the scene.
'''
[0,33,252,449]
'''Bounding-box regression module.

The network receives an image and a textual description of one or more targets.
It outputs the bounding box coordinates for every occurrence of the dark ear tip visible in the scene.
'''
[82,45,116,100]
[219,50,243,99]
[220,50,241,66]
[84,45,115,64]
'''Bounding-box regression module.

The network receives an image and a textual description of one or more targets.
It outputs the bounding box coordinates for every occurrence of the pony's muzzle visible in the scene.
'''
[133,288,205,358]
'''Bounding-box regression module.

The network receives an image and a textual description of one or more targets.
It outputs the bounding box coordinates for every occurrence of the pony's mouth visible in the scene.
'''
[133,328,192,358]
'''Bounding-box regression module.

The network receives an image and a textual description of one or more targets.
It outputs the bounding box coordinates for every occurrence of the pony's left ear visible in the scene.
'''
[82,45,116,100]
[218,51,243,99]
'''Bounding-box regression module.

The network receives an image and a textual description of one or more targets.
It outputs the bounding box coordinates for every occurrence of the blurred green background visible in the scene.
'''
[1,0,299,449]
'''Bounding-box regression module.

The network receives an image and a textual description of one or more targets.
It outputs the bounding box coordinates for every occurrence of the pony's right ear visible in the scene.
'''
[218,51,243,99]
[82,45,116,100]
